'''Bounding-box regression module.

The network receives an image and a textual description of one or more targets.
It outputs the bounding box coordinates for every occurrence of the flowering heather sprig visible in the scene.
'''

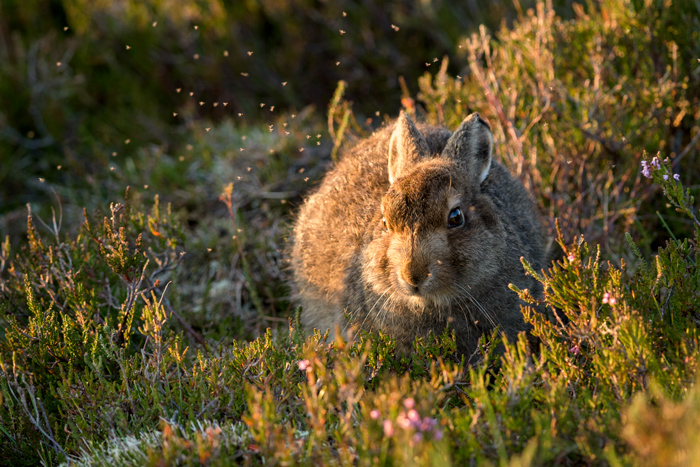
[641,161,649,178]
[641,154,680,181]
[297,359,311,371]
[641,156,661,178]
[640,152,699,228]
[383,419,394,437]
[378,398,443,443]
[602,292,617,305]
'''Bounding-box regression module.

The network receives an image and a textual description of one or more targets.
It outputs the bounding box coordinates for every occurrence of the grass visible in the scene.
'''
[1,0,700,465]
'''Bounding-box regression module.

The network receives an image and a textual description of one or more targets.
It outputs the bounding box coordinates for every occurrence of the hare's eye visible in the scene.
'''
[381,216,388,232]
[447,207,464,228]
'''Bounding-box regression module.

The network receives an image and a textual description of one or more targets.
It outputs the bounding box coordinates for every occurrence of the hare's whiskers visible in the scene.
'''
[455,284,497,328]
[454,299,473,341]
[376,291,397,331]
[357,287,391,332]
[458,296,478,323]
[343,288,385,334]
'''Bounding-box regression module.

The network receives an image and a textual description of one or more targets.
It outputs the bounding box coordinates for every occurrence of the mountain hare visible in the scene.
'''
[290,112,545,356]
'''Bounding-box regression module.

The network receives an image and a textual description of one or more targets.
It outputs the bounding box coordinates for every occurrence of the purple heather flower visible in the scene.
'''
[674,174,680,181]
[433,430,443,441]
[420,418,437,431]
[383,419,394,437]
[570,345,581,355]
[663,174,669,180]
[370,409,380,420]
[412,432,423,443]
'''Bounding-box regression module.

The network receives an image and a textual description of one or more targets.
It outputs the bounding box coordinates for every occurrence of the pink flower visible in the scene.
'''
[403,398,415,409]
[412,432,423,443]
[570,344,580,355]
[383,419,394,437]
[433,430,443,441]
[602,293,610,304]
[567,254,575,262]
[407,409,421,424]
[663,174,669,180]
[297,359,311,371]
[609,297,617,305]
[370,409,380,420]
[674,174,680,181]
[397,414,412,430]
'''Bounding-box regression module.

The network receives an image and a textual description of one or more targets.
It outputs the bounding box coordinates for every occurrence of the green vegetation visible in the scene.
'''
[1,0,700,465]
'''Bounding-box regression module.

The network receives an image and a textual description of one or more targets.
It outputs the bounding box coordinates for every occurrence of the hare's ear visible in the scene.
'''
[441,113,493,184]
[388,111,430,184]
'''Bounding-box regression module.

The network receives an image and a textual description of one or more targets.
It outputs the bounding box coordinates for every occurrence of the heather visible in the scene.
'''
[1,0,699,465]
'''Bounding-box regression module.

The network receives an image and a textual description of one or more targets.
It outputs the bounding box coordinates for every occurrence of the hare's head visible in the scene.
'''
[363,112,507,311]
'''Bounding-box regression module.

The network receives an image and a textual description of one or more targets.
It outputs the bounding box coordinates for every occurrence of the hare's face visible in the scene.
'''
[359,111,506,314]
[363,160,505,311]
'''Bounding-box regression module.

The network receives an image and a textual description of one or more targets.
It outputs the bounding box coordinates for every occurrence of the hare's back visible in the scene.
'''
[292,128,391,298]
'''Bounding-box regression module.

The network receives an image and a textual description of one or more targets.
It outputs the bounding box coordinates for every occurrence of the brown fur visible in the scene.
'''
[290,112,545,357]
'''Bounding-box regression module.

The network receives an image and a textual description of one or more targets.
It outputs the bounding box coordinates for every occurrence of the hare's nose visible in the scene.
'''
[400,266,428,293]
